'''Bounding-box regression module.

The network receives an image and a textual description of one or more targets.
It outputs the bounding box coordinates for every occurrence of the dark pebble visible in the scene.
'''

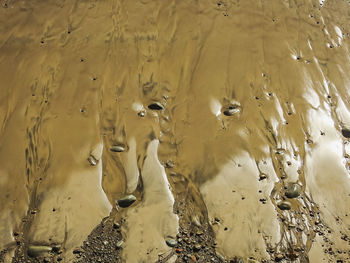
[341,128,350,138]
[117,195,136,208]
[148,102,164,110]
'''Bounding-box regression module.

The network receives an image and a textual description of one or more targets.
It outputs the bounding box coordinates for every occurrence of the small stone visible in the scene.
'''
[288,223,296,229]
[175,248,183,253]
[191,215,202,227]
[342,128,350,138]
[73,249,82,254]
[138,111,146,117]
[223,108,239,116]
[217,253,225,261]
[165,238,177,248]
[275,253,284,261]
[259,173,267,181]
[296,226,304,232]
[116,240,123,249]
[110,145,125,152]
[165,160,175,168]
[51,245,60,253]
[87,155,98,166]
[117,195,136,208]
[193,244,201,251]
[285,183,302,198]
[102,240,108,246]
[259,198,267,204]
[223,105,240,116]
[277,201,291,210]
[196,230,203,236]
[148,102,164,110]
[27,245,52,257]
[275,148,286,155]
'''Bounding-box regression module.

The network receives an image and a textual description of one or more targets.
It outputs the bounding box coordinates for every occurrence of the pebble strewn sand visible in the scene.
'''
[1,0,350,262]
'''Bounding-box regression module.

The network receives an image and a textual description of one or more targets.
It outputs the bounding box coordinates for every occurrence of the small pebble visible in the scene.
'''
[87,155,98,166]
[191,215,202,227]
[165,160,175,168]
[275,253,284,261]
[193,244,201,251]
[73,249,82,255]
[176,248,183,253]
[51,245,60,253]
[342,128,350,138]
[285,183,302,198]
[165,238,177,247]
[259,173,267,181]
[110,145,125,153]
[148,102,164,110]
[117,195,136,208]
[223,105,240,116]
[116,240,123,249]
[27,245,52,257]
[138,111,145,117]
[196,230,203,236]
[277,201,291,210]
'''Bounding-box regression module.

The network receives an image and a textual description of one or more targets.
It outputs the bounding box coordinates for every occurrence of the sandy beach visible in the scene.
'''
[0,0,350,262]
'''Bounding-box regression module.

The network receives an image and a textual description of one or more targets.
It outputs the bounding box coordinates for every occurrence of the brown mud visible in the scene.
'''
[1,0,350,262]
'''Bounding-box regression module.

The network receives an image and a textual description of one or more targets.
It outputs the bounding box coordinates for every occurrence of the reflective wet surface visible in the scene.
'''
[1,0,350,262]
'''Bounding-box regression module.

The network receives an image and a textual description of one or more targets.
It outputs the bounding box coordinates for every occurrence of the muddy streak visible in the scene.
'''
[1,0,350,262]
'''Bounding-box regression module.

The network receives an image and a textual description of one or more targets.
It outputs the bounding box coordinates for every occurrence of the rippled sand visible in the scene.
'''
[1,0,350,262]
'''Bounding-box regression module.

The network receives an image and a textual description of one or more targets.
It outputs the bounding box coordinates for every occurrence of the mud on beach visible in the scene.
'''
[1,0,350,262]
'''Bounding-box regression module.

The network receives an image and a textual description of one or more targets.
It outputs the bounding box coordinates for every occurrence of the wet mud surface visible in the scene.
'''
[1,0,350,262]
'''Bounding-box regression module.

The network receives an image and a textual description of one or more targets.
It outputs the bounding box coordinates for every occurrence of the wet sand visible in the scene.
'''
[1,0,350,262]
